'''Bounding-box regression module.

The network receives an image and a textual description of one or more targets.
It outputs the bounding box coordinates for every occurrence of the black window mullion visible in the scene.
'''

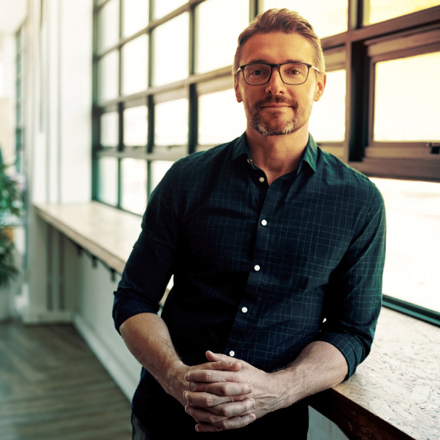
[91,4,100,201]
[250,0,259,18]
[116,0,123,209]
[348,0,363,31]
[347,40,369,162]
[188,4,197,155]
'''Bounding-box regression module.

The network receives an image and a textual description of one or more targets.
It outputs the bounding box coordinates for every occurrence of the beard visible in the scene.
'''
[248,95,305,136]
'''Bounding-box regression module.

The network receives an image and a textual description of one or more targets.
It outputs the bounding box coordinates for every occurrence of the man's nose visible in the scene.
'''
[264,68,286,94]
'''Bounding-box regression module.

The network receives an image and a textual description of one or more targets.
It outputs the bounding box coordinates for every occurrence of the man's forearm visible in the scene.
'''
[272,340,348,409]
[119,313,188,403]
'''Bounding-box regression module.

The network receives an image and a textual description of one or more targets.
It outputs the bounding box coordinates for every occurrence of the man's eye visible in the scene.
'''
[250,69,264,76]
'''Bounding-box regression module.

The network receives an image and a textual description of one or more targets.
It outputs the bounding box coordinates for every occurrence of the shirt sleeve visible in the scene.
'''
[112,162,182,333]
[316,182,386,379]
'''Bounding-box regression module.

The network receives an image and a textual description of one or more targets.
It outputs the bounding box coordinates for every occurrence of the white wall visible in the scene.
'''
[22,0,92,322]
[0,34,15,165]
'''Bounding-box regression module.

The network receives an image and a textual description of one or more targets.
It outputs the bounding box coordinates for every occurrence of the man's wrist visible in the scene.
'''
[270,367,302,410]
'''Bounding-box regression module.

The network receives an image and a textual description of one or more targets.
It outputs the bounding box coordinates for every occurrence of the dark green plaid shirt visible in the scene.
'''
[114,131,385,386]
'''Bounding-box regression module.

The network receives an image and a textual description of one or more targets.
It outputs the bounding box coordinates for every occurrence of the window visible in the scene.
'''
[196,0,249,74]
[152,13,189,87]
[262,0,349,38]
[92,0,440,325]
[364,0,440,25]
[309,69,346,145]
[371,178,440,321]
[198,87,246,147]
[373,52,440,142]
[121,35,148,96]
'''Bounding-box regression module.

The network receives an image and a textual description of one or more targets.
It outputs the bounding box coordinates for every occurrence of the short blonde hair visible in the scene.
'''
[233,8,325,74]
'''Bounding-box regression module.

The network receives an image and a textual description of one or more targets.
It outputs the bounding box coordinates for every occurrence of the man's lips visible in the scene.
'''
[257,97,297,110]
[261,104,291,108]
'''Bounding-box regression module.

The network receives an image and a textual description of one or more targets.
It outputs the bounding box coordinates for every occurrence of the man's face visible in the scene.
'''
[234,32,326,137]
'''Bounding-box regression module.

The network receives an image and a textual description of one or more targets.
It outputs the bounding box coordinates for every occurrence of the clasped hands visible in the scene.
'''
[181,350,287,432]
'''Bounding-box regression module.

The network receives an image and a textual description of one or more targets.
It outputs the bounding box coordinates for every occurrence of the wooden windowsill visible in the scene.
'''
[34,202,440,440]
[34,201,142,274]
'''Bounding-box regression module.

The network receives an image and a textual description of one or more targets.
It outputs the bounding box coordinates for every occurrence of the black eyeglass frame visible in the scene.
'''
[236,62,321,86]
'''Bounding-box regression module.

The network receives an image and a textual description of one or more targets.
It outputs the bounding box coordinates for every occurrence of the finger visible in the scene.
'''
[185,368,243,384]
[186,397,255,421]
[195,413,257,433]
[184,390,249,408]
[187,381,252,397]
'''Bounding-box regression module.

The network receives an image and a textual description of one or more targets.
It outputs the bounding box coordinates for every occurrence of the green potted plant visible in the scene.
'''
[0,158,24,288]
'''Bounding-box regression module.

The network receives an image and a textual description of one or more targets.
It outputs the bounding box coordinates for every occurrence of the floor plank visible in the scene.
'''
[0,320,132,440]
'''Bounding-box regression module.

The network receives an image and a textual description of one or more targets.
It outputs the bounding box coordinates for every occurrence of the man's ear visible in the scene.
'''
[234,75,243,103]
[314,72,327,102]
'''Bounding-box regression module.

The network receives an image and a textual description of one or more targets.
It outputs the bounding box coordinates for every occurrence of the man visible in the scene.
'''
[113,8,386,439]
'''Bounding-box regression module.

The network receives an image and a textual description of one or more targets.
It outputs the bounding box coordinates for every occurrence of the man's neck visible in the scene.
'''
[246,126,309,185]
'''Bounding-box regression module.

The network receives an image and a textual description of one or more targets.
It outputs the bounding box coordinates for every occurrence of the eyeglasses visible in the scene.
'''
[236,62,321,86]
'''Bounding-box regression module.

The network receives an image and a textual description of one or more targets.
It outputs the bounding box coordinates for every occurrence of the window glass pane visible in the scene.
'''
[124,105,148,147]
[98,0,119,53]
[123,0,149,38]
[98,157,118,206]
[374,52,440,142]
[153,0,186,19]
[98,50,118,103]
[261,0,348,38]
[121,159,147,214]
[364,0,439,25]
[199,89,246,145]
[155,99,188,146]
[309,69,346,142]
[152,13,189,86]
[122,34,148,96]
[371,178,440,314]
[101,112,119,147]
[196,0,249,74]
[151,160,174,190]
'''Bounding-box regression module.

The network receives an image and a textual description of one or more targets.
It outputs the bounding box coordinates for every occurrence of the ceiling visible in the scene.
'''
[0,0,27,35]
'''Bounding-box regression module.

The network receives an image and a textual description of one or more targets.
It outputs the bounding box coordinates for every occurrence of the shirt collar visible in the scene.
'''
[232,132,318,175]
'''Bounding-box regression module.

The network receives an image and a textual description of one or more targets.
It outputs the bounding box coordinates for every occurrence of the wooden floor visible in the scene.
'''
[0,320,132,440]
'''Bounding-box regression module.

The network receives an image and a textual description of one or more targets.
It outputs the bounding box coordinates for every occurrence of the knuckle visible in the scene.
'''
[217,383,229,396]
[203,371,212,381]
[219,406,231,417]
[204,396,215,407]
[208,414,220,424]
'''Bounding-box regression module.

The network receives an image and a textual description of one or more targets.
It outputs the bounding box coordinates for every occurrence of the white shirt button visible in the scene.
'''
[254,264,261,272]
[241,307,248,314]
[261,219,268,226]
[229,350,235,357]
[259,176,265,183]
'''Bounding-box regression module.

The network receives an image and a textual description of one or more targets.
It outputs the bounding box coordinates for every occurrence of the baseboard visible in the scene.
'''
[73,313,138,401]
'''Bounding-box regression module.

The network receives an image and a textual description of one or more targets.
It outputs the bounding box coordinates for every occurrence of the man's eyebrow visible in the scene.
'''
[245,59,308,64]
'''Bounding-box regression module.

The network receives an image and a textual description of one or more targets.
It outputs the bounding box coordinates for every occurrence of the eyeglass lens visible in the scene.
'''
[243,63,309,85]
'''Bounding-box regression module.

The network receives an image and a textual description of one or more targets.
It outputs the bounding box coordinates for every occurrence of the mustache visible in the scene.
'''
[255,95,298,109]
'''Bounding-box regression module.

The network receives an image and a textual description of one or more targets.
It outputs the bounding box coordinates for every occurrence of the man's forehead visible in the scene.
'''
[240,31,314,63]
